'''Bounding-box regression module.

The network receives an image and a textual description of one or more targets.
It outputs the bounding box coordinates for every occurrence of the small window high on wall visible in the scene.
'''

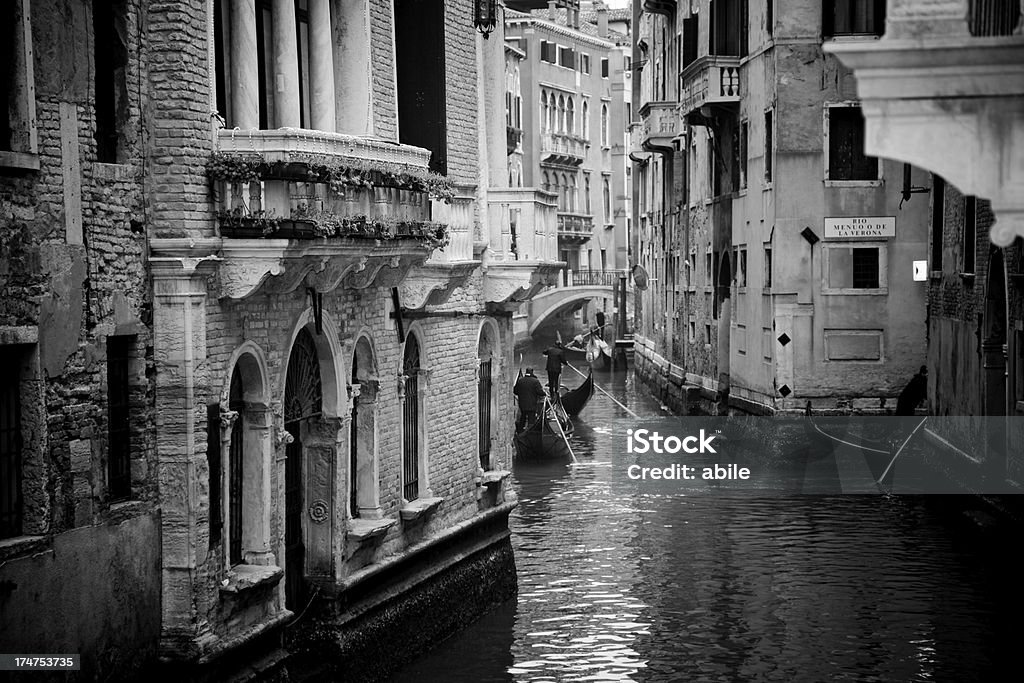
[823,0,887,38]
[93,0,129,163]
[396,0,447,174]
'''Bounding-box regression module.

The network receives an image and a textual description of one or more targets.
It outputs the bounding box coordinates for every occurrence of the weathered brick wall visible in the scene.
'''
[444,0,480,185]
[147,0,215,239]
[370,0,398,140]
[193,269,515,632]
[0,1,160,678]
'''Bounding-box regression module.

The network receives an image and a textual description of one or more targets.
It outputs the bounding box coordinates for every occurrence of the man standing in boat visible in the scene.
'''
[543,341,568,399]
[514,368,546,432]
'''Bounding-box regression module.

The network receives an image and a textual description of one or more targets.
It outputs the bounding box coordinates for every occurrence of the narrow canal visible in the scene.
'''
[393,344,1023,682]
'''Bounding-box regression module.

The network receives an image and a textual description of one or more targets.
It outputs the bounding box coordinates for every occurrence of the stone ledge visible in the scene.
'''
[480,470,511,490]
[399,497,443,524]
[0,150,40,172]
[219,564,284,595]
[0,535,49,563]
[348,517,397,544]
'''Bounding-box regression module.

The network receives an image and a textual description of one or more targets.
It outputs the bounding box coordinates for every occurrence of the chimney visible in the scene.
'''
[597,2,608,38]
[548,1,557,22]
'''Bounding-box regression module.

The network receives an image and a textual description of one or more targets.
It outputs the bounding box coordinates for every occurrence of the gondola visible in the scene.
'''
[559,369,594,417]
[514,402,575,460]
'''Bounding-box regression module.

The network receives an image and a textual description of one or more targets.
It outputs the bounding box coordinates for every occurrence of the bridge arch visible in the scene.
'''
[528,289,616,337]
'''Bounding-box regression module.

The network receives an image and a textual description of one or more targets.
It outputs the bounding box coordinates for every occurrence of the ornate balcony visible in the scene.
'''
[481,188,563,311]
[679,56,741,119]
[183,128,457,299]
[825,0,1024,246]
[541,132,587,166]
[557,213,594,244]
[639,101,682,153]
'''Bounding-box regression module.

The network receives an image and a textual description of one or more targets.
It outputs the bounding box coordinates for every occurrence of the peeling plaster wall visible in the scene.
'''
[0,0,160,677]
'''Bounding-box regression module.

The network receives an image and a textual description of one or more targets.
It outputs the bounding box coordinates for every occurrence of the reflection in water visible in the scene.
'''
[393,346,1022,682]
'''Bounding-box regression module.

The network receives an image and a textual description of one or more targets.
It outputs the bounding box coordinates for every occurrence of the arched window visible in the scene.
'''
[558,95,566,133]
[601,104,609,147]
[552,173,560,206]
[584,172,592,214]
[505,91,512,126]
[561,173,569,211]
[603,176,611,223]
[570,174,578,213]
[401,334,422,501]
[541,91,548,132]
[543,171,550,193]
[349,336,380,519]
[582,100,589,139]
[567,97,575,135]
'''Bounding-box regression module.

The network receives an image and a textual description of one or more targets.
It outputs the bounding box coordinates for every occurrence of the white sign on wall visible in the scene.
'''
[824,216,896,239]
[913,260,929,281]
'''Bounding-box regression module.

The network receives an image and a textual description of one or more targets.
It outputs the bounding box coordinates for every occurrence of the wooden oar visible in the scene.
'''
[564,361,640,419]
[877,417,928,486]
[546,397,578,463]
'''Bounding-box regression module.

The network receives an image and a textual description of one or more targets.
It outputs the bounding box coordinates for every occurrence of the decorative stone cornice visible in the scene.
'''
[482,261,564,312]
[399,262,480,311]
[216,239,432,299]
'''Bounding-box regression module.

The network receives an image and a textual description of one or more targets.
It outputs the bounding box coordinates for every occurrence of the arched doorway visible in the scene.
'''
[283,327,323,610]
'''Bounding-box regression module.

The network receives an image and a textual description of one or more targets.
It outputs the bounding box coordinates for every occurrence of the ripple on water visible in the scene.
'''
[392,358,1023,683]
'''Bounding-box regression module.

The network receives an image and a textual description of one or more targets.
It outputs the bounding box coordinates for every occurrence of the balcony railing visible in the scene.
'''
[557,212,594,243]
[571,269,628,287]
[211,128,451,243]
[640,101,682,152]
[679,56,741,117]
[488,188,559,262]
[541,132,587,165]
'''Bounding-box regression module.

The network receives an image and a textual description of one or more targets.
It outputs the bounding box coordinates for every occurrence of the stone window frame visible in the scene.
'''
[0,329,48,549]
[218,343,275,571]
[823,102,883,187]
[348,332,382,520]
[399,325,432,504]
[821,241,889,295]
[475,320,502,472]
[0,0,39,171]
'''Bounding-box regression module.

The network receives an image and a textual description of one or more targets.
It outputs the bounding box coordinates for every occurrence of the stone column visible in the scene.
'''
[308,0,336,132]
[272,0,301,127]
[334,0,372,135]
[231,0,260,129]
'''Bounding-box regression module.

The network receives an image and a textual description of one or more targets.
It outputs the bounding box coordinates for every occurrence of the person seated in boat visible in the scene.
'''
[895,365,928,416]
[513,368,546,432]
[543,341,568,398]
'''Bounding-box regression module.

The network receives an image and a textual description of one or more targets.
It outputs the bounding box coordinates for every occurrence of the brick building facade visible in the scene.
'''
[2,0,560,679]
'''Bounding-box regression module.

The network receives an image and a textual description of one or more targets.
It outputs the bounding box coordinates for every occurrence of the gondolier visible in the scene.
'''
[543,341,567,397]
[513,368,546,432]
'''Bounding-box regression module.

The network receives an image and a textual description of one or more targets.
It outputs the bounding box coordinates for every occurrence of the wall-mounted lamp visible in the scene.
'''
[475,0,497,39]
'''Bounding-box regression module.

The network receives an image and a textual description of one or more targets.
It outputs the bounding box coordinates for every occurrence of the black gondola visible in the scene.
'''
[559,369,594,417]
[514,401,574,460]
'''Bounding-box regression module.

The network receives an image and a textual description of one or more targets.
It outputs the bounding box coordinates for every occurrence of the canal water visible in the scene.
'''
[393,346,1022,682]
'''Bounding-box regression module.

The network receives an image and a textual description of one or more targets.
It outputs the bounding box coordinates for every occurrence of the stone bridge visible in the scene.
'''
[524,269,630,337]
